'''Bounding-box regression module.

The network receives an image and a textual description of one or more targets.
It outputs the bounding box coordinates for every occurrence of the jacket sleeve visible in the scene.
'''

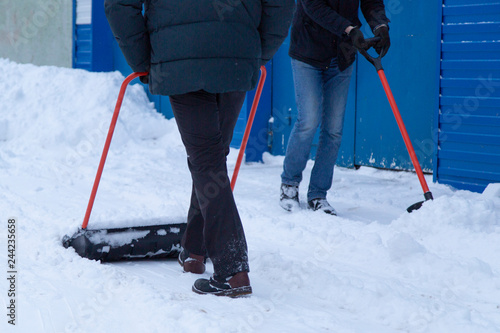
[360,0,389,31]
[104,0,151,73]
[300,0,352,37]
[259,0,295,64]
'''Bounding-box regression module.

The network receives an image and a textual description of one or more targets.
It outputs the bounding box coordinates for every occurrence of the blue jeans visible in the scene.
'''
[281,58,354,201]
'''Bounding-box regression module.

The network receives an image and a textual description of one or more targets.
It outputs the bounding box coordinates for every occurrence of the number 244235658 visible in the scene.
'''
[7,219,16,267]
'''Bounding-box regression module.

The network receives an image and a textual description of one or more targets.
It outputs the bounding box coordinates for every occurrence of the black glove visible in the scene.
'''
[348,27,367,50]
[373,25,390,57]
[139,74,149,84]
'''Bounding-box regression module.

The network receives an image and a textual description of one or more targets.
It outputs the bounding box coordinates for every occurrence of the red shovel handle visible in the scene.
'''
[356,39,433,208]
[230,66,267,191]
[82,72,148,229]
[377,70,431,195]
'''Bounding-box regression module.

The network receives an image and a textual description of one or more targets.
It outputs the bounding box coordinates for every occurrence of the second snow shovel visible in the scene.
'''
[357,37,433,212]
[63,66,267,261]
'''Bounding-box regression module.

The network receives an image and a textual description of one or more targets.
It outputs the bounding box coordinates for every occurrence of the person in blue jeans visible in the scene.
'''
[281,0,390,214]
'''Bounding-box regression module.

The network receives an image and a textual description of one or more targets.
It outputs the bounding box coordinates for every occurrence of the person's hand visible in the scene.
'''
[347,27,367,50]
[139,74,149,84]
[373,25,390,57]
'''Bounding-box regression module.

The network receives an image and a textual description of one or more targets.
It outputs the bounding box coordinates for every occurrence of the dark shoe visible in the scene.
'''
[280,183,299,211]
[308,198,337,216]
[178,249,206,274]
[192,272,252,297]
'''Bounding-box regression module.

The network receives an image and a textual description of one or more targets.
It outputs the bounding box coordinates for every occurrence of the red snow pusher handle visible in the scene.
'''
[230,66,267,191]
[82,67,266,230]
[81,72,148,229]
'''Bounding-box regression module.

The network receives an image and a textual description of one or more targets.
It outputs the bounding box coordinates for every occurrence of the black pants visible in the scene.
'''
[169,90,249,279]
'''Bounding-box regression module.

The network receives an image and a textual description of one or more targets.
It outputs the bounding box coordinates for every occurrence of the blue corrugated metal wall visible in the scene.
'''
[355,2,438,172]
[436,0,500,192]
[74,1,500,187]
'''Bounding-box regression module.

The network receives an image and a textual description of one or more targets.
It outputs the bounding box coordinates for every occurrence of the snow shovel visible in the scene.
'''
[357,37,433,212]
[63,66,267,261]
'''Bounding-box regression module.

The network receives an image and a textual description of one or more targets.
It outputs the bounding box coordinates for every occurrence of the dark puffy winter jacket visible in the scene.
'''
[289,0,389,71]
[104,0,295,96]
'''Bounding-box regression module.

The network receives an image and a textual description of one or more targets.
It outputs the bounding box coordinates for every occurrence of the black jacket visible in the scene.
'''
[104,0,295,96]
[289,0,389,71]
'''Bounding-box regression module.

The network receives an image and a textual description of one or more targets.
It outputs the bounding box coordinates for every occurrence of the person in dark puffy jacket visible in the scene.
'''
[104,0,294,297]
[280,0,390,215]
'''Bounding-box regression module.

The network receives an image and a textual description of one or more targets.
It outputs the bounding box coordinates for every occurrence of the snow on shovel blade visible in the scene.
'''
[62,223,186,262]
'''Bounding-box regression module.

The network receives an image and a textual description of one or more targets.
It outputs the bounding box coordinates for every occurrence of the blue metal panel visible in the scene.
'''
[336,63,357,167]
[355,2,439,172]
[269,35,357,168]
[74,25,92,70]
[112,38,132,77]
[231,99,248,149]
[437,0,500,192]
[268,37,294,157]
[74,0,114,72]
[90,0,113,71]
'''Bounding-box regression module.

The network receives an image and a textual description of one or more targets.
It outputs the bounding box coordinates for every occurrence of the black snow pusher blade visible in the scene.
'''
[63,67,267,262]
[62,223,186,261]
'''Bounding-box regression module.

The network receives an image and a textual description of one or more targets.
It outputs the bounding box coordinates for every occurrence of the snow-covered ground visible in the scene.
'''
[0,59,499,333]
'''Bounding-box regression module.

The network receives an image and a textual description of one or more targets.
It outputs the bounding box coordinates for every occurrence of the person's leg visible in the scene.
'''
[180,91,244,258]
[307,59,354,202]
[169,90,249,279]
[281,59,324,187]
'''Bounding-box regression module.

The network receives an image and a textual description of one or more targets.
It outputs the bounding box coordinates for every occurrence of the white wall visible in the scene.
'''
[0,0,73,68]
[76,0,92,24]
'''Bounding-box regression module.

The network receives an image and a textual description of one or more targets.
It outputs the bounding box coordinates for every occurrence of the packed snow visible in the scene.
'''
[0,59,499,333]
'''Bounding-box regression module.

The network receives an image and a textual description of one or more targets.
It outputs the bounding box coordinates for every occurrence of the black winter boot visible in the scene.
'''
[192,272,252,297]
